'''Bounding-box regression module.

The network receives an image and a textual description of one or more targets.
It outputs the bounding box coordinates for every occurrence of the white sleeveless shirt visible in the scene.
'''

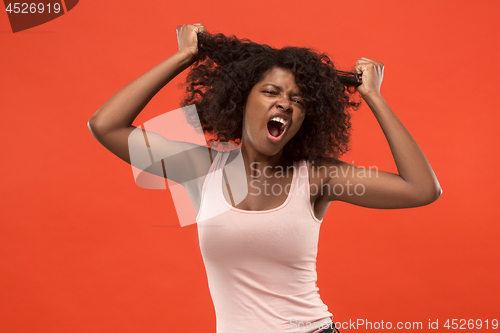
[196,150,333,333]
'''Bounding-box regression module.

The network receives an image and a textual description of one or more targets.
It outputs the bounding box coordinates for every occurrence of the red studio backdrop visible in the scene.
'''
[1,1,499,332]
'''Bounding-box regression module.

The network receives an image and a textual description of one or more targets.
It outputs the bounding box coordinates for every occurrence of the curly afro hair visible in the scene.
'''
[180,32,361,163]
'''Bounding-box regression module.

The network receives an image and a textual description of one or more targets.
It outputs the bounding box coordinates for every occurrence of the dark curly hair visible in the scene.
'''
[180,32,361,162]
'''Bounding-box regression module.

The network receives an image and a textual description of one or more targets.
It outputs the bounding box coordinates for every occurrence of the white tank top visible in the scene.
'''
[196,150,333,333]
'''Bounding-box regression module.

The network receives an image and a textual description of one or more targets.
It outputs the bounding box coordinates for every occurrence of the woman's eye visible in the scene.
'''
[263,90,278,95]
[293,99,304,105]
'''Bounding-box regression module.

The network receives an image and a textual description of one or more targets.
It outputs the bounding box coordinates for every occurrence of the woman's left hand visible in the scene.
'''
[355,57,384,98]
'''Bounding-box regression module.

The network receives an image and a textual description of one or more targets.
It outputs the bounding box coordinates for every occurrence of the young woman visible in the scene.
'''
[88,23,441,333]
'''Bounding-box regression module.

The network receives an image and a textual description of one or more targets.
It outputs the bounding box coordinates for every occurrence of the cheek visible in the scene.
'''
[294,118,308,136]
[289,122,304,138]
[294,114,306,131]
[243,110,256,127]
[242,110,261,136]
[244,102,267,126]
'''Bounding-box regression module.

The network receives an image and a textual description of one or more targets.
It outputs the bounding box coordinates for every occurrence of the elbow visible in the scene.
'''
[87,117,97,136]
[436,185,443,200]
[87,106,106,135]
[431,177,443,202]
[88,114,100,130]
[87,111,110,134]
[87,116,104,141]
[88,114,96,129]
[417,183,442,206]
[427,185,442,204]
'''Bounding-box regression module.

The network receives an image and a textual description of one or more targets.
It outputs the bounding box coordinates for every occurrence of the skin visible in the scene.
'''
[241,68,306,171]
[222,67,307,211]
[88,23,442,221]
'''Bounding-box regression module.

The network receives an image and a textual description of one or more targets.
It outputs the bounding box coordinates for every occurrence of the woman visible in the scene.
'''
[88,23,441,333]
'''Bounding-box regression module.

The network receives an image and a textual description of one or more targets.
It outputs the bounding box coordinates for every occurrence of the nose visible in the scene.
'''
[276,97,292,112]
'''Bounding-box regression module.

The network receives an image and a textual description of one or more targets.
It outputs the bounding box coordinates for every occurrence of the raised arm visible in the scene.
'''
[88,24,214,183]
[324,57,442,209]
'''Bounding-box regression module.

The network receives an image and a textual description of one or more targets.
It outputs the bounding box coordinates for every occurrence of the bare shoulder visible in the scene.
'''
[305,159,339,204]
[306,158,344,185]
[305,159,344,220]
[306,158,370,202]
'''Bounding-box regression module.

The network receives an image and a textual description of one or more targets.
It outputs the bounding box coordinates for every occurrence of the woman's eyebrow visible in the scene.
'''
[262,83,302,96]
[262,83,281,90]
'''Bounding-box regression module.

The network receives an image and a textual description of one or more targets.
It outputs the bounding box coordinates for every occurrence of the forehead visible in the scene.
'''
[256,67,300,91]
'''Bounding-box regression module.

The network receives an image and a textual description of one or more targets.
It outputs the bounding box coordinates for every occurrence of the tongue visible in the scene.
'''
[268,122,281,137]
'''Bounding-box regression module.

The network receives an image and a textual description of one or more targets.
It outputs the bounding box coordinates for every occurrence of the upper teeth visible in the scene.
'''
[271,117,287,128]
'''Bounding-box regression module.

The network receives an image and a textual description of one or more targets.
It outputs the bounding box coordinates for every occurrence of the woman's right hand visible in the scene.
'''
[176,23,206,60]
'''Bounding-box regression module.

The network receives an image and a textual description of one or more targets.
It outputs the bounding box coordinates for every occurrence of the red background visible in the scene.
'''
[1,0,499,332]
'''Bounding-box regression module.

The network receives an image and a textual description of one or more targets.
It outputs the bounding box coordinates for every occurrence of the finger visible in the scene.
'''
[356,59,371,66]
[360,57,382,67]
[355,64,375,76]
[176,24,190,33]
[359,57,384,69]
[190,23,206,34]
[357,63,383,72]
[196,25,207,33]
[360,56,375,62]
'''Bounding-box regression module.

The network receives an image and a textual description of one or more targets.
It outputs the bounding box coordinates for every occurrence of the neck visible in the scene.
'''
[240,142,291,178]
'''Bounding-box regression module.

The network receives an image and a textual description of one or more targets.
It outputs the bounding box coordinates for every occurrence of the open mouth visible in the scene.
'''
[266,114,290,144]
[267,117,287,138]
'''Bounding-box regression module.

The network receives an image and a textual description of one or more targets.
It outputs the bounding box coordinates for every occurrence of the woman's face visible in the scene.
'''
[242,67,306,157]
